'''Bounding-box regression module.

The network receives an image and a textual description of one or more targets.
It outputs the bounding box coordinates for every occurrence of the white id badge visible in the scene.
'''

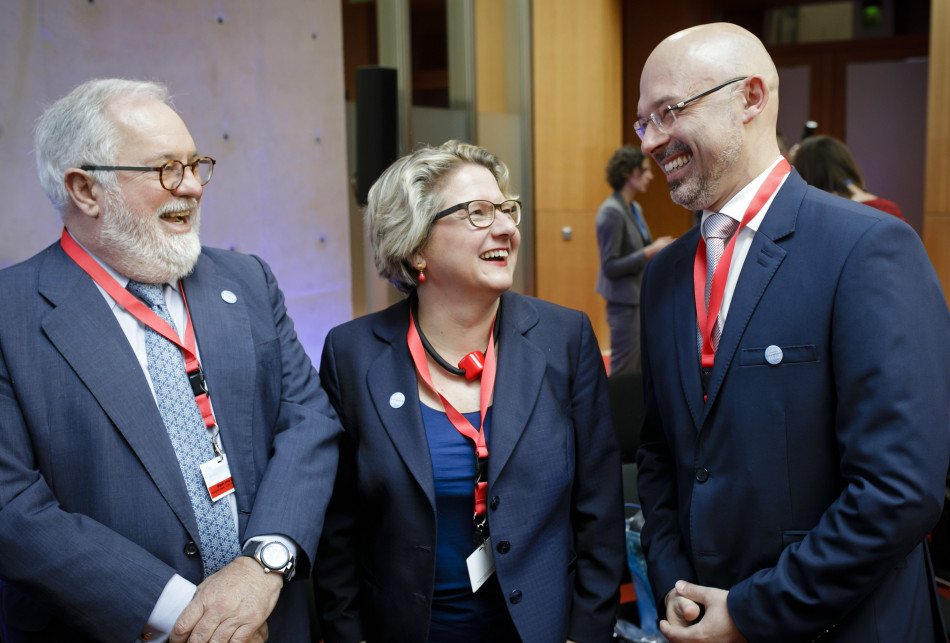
[466,537,496,592]
[199,454,235,502]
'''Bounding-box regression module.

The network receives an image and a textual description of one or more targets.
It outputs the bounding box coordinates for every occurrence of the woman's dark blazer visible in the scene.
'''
[314,291,625,643]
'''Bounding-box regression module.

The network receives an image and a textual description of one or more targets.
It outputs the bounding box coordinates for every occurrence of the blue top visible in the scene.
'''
[420,404,518,642]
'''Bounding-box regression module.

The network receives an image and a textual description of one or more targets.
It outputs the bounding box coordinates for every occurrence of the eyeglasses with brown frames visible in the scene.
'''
[80,157,216,191]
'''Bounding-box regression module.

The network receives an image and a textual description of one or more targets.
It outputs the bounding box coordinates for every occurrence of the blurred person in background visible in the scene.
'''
[792,134,905,220]
[595,145,673,375]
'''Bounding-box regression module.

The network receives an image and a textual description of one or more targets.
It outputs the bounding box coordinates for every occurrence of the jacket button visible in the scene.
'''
[183,541,199,557]
[509,589,522,604]
[490,496,500,510]
[496,540,511,554]
[695,467,709,483]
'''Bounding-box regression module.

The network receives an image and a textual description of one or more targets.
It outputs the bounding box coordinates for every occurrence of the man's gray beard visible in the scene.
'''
[99,187,202,284]
[670,130,743,212]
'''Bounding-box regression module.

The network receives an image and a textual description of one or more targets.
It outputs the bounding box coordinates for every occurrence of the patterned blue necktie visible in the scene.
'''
[126,280,241,576]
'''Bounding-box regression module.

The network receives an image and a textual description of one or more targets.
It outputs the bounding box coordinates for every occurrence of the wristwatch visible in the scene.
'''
[241,540,295,580]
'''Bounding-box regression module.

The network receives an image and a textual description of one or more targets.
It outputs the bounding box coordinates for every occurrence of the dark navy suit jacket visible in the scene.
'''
[637,171,950,641]
[0,242,340,642]
[315,292,625,642]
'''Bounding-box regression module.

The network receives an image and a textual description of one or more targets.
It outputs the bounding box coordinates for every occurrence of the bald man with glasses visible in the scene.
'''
[634,23,950,642]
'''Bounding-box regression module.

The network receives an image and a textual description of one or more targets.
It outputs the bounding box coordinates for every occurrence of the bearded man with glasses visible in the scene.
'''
[0,78,341,643]
[634,23,950,643]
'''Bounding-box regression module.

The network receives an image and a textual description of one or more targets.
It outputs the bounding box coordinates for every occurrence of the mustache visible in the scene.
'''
[156,198,199,216]
[656,141,691,165]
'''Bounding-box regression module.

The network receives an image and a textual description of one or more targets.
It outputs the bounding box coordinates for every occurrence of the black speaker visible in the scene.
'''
[355,66,398,206]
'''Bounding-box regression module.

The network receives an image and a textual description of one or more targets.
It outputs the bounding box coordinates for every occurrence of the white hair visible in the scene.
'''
[34,78,173,212]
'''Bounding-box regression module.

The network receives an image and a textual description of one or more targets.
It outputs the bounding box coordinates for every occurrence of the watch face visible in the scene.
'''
[260,542,289,569]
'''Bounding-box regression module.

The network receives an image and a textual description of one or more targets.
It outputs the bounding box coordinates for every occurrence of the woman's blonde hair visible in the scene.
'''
[366,140,514,293]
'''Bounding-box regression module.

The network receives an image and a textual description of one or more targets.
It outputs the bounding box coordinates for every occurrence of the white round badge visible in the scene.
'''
[764,345,783,365]
[389,392,405,409]
[221,290,238,304]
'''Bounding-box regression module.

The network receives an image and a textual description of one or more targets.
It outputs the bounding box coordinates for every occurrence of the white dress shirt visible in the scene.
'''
[699,157,790,327]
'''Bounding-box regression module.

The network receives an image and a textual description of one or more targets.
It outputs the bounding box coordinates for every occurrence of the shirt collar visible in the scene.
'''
[701,156,786,231]
[70,236,180,308]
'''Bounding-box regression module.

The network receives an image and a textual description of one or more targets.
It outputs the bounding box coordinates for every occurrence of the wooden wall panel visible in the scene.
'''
[533,0,623,349]
[620,1,715,245]
[475,0,507,115]
[924,0,950,301]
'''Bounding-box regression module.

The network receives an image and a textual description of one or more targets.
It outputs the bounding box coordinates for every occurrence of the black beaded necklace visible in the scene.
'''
[410,295,501,380]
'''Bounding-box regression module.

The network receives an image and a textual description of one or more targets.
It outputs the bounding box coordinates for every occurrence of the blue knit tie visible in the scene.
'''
[126,280,241,576]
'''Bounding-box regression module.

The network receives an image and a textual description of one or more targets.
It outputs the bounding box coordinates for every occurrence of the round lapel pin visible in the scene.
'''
[764,345,783,365]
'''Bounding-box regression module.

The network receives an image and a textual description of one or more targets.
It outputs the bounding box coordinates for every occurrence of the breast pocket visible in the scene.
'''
[740,344,817,367]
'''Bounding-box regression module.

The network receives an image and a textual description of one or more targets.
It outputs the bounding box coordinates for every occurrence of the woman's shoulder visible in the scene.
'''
[327,297,409,341]
[503,291,588,326]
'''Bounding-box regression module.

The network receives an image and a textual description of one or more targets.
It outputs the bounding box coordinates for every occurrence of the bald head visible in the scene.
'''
[638,23,782,211]
[651,24,777,92]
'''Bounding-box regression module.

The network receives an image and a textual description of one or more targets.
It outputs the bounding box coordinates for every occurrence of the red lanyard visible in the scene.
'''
[407,305,497,523]
[693,159,791,369]
[60,228,216,428]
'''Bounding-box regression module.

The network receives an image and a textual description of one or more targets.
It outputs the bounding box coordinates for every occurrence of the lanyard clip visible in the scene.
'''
[188,366,210,398]
[473,511,489,545]
[211,436,224,462]
[475,455,489,485]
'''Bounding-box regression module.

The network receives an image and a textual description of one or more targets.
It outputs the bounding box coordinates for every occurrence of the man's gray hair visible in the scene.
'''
[34,78,173,212]
[367,139,514,293]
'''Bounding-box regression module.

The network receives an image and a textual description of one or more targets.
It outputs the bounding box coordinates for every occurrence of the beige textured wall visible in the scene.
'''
[0,0,351,360]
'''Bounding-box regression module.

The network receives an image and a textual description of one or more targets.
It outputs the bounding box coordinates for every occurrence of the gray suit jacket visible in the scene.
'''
[595,192,652,306]
[0,241,341,642]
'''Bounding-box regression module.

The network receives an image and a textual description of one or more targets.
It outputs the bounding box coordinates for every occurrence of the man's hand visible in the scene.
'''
[659,581,747,643]
[170,556,283,643]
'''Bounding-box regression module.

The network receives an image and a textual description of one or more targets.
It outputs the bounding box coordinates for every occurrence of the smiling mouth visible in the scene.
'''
[480,249,509,261]
[663,153,692,175]
[160,211,190,224]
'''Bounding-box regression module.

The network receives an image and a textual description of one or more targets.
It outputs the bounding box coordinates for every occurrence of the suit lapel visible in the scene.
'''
[670,230,705,431]
[181,254,257,517]
[39,245,199,537]
[701,173,804,418]
[367,302,437,509]
[488,293,547,483]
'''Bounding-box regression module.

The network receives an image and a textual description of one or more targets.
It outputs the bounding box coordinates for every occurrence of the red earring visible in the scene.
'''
[417,264,426,283]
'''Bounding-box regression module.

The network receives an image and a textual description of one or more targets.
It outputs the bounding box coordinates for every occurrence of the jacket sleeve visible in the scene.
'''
[566,313,627,641]
[635,258,700,607]
[313,327,366,643]
[241,254,342,574]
